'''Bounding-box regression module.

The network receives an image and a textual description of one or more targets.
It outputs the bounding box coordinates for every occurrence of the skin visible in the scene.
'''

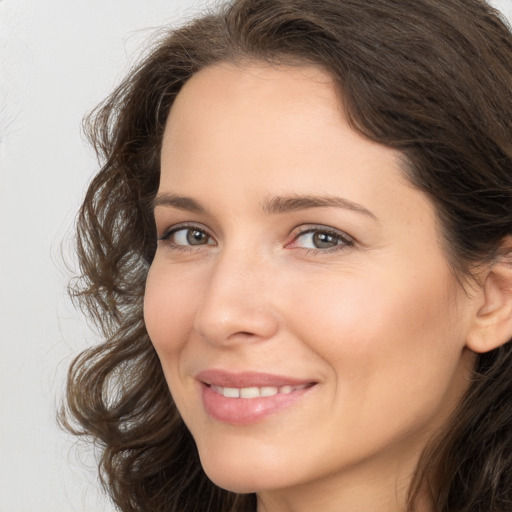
[144,62,480,512]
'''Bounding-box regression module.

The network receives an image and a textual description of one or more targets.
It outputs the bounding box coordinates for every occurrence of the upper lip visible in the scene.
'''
[196,369,316,388]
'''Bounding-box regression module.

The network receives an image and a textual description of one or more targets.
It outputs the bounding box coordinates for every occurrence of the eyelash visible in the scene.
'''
[289,227,354,253]
[157,223,354,254]
[157,223,215,252]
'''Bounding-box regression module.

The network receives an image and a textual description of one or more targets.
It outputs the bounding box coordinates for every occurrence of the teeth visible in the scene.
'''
[223,387,240,398]
[260,386,279,397]
[211,384,309,399]
[240,387,260,398]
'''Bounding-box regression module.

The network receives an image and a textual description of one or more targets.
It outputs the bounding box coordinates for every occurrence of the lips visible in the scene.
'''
[196,370,317,425]
[197,369,315,387]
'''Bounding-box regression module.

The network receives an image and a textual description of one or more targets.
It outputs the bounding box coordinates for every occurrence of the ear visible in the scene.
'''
[466,242,512,354]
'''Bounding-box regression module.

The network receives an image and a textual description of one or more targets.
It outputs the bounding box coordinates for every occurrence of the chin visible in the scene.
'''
[197,443,297,494]
[200,462,261,493]
[205,471,261,494]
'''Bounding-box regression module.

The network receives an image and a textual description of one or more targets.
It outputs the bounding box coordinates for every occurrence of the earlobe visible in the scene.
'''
[466,248,512,354]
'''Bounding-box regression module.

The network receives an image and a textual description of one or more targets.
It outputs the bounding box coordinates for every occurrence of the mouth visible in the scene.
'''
[208,382,313,399]
[196,370,317,425]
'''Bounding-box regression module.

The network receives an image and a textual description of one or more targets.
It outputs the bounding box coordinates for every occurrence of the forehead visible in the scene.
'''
[169,61,339,119]
[160,62,406,199]
[162,63,342,163]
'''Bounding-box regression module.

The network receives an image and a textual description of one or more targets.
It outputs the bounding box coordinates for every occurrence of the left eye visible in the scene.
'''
[293,229,352,250]
[164,227,215,246]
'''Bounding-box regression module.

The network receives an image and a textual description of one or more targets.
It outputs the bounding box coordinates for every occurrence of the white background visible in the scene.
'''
[0,1,511,511]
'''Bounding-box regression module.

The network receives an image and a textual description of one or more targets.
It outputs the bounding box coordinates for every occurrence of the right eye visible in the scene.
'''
[158,226,216,247]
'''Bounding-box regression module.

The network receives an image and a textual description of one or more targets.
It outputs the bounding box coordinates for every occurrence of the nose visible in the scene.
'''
[193,248,280,346]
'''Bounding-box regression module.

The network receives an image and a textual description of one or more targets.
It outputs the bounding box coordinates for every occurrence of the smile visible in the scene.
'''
[210,383,310,399]
[197,370,317,425]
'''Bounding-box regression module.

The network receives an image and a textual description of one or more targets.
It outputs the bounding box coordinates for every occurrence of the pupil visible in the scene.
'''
[313,232,336,248]
[187,230,207,245]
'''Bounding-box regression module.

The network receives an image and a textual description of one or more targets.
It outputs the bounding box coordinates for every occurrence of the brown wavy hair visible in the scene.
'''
[60,1,512,511]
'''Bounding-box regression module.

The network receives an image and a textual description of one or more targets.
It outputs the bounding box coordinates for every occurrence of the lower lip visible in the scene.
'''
[201,384,313,425]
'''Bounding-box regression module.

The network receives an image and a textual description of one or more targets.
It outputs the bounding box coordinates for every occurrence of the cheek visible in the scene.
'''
[280,265,472,467]
[288,265,466,407]
[143,260,198,358]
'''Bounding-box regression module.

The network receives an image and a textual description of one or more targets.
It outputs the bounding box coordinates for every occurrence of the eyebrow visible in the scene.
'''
[153,192,377,221]
[152,193,206,213]
[262,194,378,220]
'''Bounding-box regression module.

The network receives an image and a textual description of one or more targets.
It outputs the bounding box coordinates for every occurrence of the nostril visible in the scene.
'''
[193,290,280,346]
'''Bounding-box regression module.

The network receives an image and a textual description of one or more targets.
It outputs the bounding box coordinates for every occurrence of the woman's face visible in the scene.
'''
[145,63,477,507]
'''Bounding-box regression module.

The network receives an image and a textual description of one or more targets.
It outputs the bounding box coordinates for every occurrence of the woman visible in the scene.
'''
[62,0,512,511]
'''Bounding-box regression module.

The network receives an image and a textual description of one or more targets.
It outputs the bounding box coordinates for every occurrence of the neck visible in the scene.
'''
[255,444,432,512]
